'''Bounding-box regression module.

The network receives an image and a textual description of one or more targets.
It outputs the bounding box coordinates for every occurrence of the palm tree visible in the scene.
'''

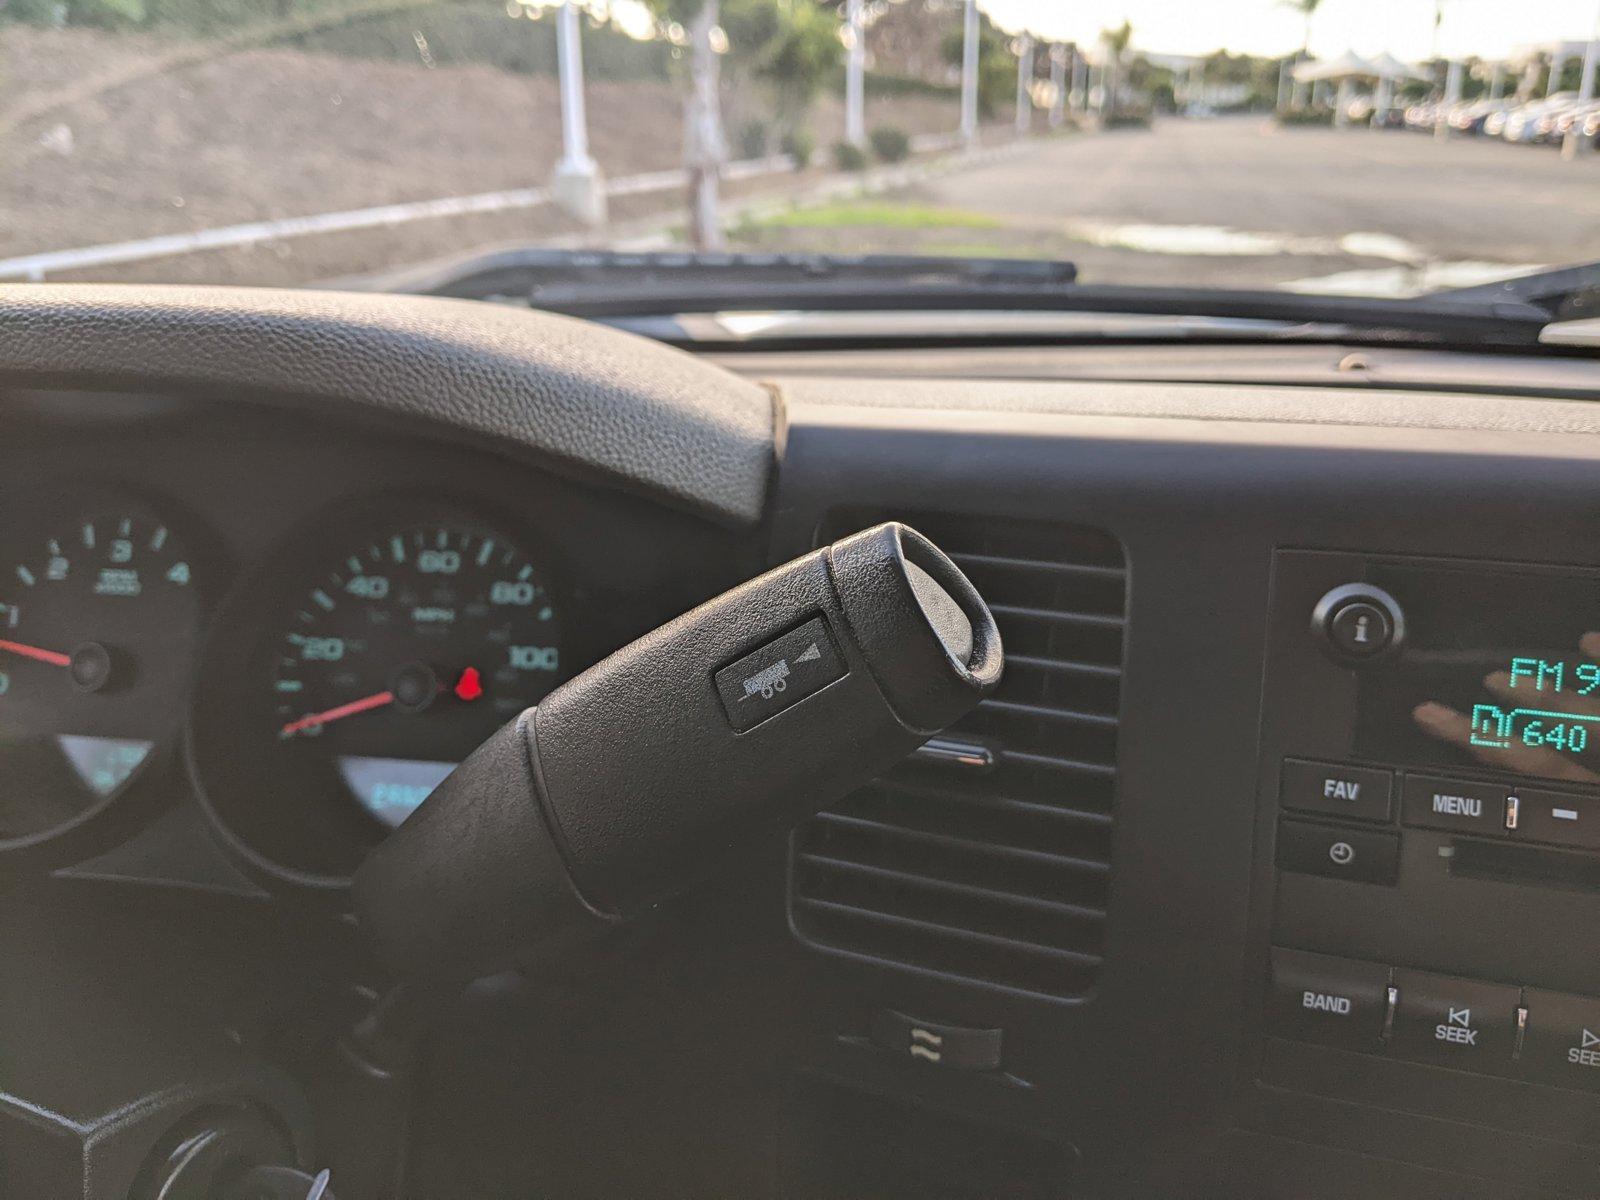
[1279,0,1322,58]
[1098,20,1132,117]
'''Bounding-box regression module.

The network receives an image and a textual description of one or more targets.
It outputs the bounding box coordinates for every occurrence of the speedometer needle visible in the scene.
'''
[279,689,396,739]
[0,638,73,668]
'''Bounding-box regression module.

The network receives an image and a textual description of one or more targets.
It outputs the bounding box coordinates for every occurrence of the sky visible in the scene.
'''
[600,0,1599,63]
[975,0,1600,61]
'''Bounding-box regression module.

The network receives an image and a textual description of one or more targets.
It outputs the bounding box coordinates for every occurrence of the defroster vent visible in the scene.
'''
[790,513,1126,1002]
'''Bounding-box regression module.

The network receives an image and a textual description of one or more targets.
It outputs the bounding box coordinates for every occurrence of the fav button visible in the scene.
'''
[1389,969,1520,1072]
[1281,758,1394,822]
[1265,947,1391,1053]
[1520,989,1600,1091]
[1400,774,1509,838]
[1276,819,1400,885]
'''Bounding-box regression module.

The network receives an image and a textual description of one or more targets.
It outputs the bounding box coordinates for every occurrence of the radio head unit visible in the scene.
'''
[1243,549,1600,1193]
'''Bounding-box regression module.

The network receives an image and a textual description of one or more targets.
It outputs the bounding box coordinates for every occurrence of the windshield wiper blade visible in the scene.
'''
[1432,260,1600,321]
[334,246,1555,346]
[337,247,1077,306]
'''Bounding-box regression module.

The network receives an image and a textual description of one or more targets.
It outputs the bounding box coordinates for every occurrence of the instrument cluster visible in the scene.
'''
[0,487,571,886]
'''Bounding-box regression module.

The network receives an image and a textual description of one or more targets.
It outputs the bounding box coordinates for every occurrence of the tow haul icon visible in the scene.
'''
[738,642,822,702]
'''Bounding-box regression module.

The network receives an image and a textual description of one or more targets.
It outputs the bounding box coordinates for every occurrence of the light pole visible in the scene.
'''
[1015,32,1033,134]
[1549,50,1568,97]
[960,0,980,148]
[1563,2,1600,158]
[844,0,865,147]
[1433,58,1462,140]
[1581,9,1600,100]
[552,0,605,228]
[1049,44,1067,128]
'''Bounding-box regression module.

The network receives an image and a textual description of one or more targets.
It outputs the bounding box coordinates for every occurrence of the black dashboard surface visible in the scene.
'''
[6,286,1600,1198]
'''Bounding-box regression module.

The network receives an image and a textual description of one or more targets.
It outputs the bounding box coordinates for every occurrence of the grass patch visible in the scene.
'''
[743,201,1005,232]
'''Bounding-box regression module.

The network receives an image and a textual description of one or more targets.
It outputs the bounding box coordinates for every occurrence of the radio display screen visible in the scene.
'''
[1354,564,1600,786]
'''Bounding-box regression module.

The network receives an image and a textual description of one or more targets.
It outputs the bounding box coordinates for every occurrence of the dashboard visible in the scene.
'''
[9,285,1600,1199]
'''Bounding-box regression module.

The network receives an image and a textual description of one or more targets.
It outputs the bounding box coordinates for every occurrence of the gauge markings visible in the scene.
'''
[0,505,204,824]
[264,521,563,828]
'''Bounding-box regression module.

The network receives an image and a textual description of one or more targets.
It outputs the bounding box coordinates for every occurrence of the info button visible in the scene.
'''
[1400,775,1508,839]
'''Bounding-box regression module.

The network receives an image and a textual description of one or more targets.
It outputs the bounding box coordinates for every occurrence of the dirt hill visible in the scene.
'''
[1,20,959,281]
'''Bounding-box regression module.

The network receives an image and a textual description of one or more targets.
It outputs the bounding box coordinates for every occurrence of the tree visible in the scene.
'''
[736,0,841,143]
[1278,0,1322,57]
[1099,19,1131,117]
[642,0,728,248]
[940,9,1017,118]
[640,0,842,248]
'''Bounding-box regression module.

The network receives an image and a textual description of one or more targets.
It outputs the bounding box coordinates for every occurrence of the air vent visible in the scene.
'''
[790,513,1126,1003]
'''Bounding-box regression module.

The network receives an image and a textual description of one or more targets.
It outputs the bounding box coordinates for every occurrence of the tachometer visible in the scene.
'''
[0,502,204,841]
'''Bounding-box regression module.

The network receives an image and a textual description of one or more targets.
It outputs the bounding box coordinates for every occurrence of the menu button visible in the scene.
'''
[1400,774,1508,838]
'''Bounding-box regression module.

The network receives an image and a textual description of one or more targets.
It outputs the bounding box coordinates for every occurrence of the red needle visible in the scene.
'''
[0,638,72,668]
[280,689,395,739]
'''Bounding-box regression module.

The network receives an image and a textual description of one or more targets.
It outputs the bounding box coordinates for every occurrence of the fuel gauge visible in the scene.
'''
[0,500,205,842]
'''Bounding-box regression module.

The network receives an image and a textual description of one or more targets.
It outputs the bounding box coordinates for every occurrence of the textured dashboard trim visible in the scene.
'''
[0,284,775,525]
[770,375,1600,435]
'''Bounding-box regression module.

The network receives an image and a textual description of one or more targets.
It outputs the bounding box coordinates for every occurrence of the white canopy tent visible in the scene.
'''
[1289,51,1431,123]
[1291,52,1376,124]
[1292,51,1376,84]
[1365,52,1430,115]
[1367,52,1430,82]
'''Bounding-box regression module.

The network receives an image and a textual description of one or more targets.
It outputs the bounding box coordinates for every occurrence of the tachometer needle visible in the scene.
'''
[279,690,395,739]
[0,638,73,668]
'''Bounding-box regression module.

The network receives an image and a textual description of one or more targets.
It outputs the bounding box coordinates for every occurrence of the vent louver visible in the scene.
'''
[790,513,1127,1003]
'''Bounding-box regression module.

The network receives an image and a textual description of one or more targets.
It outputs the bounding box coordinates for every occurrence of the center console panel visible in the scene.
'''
[1241,549,1600,1194]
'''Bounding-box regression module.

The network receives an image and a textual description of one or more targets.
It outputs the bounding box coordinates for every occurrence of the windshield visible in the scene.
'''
[5,0,1600,300]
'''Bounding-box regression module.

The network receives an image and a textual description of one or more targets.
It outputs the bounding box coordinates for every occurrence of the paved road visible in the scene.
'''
[764,116,1600,295]
[47,113,1600,294]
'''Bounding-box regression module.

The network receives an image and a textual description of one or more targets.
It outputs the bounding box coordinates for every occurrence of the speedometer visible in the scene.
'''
[191,507,569,886]
[267,523,562,829]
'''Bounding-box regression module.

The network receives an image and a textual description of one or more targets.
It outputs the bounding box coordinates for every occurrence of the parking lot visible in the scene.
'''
[737,115,1600,294]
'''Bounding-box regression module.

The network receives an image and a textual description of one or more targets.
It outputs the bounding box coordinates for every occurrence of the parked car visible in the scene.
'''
[1403,100,1441,130]
[1502,92,1578,142]
[1583,106,1600,146]
[1448,97,1514,134]
[1547,98,1600,144]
